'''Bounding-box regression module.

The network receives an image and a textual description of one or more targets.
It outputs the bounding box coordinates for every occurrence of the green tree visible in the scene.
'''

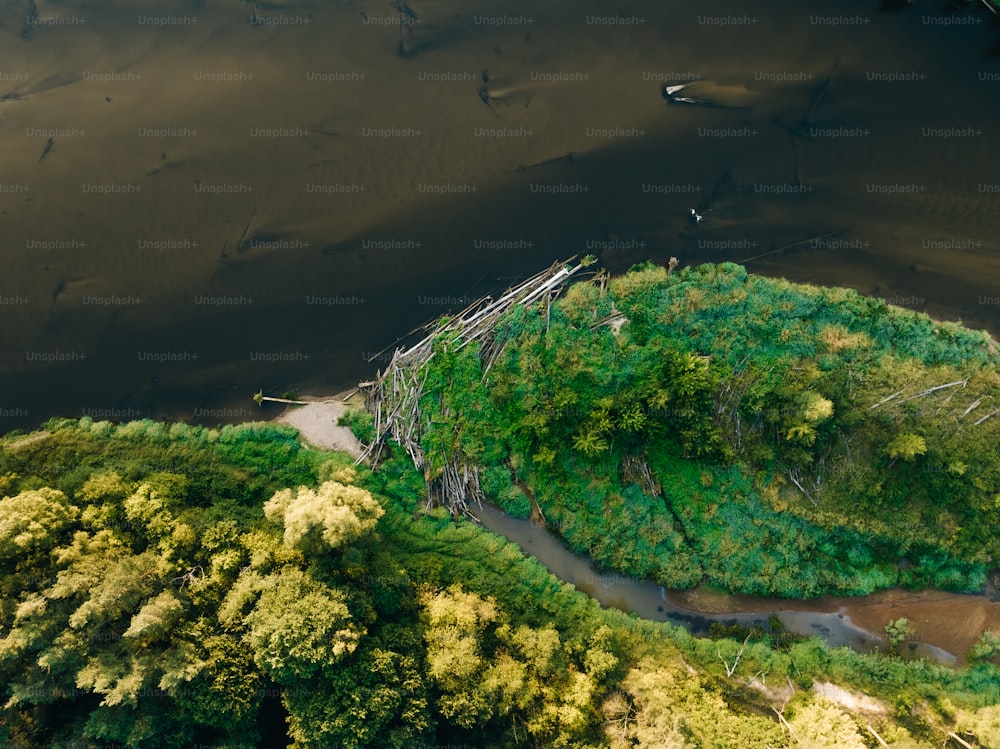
[264,480,385,553]
[0,488,79,561]
[606,658,784,748]
[787,699,866,749]
[970,631,1000,662]
[420,584,499,728]
[172,630,265,738]
[885,433,927,462]
[239,568,364,683]
[954,704,1000,749]
[282,627,431,749]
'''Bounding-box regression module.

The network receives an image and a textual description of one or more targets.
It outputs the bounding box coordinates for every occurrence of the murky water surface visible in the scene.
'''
[0,0,998,429]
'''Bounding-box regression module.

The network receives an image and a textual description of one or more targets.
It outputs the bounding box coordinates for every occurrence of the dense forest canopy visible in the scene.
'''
[3,417,1000,748]
[398,261,1000,597]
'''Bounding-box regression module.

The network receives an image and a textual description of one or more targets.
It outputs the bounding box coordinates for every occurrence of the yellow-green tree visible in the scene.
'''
[264,480,385,553]
[786,699,866,749]
[885,433,927,462]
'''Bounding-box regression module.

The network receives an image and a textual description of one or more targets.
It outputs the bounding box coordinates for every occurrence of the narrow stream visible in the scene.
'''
[471,504,987,667]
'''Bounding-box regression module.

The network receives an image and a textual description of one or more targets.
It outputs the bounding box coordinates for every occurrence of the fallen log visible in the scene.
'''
[252,391,310,407]
[946,731,975,749]
[355,257,595,515]
[738,230,846,264]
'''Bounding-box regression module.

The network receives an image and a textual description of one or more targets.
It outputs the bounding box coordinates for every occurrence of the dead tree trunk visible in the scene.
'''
[356,258,594,516]
[718,633,752,678]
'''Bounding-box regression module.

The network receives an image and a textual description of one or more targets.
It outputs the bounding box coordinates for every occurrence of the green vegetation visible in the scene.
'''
[971,632,1000,663]
[406,262,1000,597]
[338,407,377,445]
[4,262,1000,746]
[2,418,1000,747]
[885,618,917,655]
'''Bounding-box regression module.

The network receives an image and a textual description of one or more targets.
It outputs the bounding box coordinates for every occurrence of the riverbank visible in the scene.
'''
[672,583,1000,668]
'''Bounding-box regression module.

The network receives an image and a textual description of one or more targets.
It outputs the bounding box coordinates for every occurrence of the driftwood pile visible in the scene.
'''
[355,258,592,516]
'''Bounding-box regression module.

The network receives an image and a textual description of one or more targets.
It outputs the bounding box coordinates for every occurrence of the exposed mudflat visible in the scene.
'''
[672,585,1000,665]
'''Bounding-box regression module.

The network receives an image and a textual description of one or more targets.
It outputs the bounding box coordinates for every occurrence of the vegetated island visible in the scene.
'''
[1,260,1000,748]
[355,259,1000,599]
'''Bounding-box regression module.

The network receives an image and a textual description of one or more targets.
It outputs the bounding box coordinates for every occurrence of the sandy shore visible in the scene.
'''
[269,391,365,459]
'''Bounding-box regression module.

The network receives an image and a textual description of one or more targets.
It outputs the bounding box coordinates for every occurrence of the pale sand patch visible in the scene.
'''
[812,682,886,714]
[3,431,51,450]
[271,392,364,459]
[746,675,794,705]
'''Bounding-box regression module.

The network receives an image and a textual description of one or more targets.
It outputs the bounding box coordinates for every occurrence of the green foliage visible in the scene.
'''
[0,487,78,560]
[787,698,867,748]
[480,465,532,517]
[418,583,608,745]
[970,631,1000,663]
[240,568,363,682]
[886,433,928,462]
[885,618,917,654]
[339,407,377,445]
[172,630,264,736]
[605,658,786,748]
[383,261,1000,597]
[0,425,371,747]
[954,703,1000,748]
[264,480,384,553]
[0,418,322,509]
[282,628,431,748]
[3,416,1000,747]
